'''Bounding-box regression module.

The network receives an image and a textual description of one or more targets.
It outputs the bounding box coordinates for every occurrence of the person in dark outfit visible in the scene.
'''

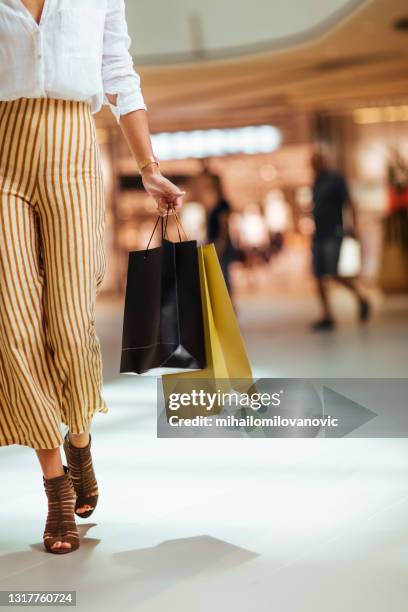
[310,151,370,331]
[205,174,235,296]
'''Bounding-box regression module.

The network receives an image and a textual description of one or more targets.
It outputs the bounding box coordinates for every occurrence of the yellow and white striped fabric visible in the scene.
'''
[0,98,109,450]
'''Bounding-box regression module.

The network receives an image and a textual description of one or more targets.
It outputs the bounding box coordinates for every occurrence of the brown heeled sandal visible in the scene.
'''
[63,432,99,519]
[43,465,79,554]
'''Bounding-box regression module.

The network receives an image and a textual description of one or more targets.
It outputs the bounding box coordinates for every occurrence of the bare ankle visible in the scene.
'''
[36,448,65,480]
[43,466,65,479]
[69,431,90,448]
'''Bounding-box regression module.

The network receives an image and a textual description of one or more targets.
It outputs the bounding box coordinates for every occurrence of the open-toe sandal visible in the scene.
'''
[63,432,99,519]
[43,465,79,554]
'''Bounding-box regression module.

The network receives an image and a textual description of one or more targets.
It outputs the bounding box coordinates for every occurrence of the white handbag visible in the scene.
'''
[338,236,362,278]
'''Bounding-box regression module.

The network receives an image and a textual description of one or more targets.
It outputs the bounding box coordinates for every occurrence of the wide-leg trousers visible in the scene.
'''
[0,98,109,450]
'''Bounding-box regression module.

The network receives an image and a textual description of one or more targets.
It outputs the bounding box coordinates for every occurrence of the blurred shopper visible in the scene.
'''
[0,0,184,555]
[310,151,370,331]
[201,173,235,295]
[238,203,271,289]
[387,149,408,212]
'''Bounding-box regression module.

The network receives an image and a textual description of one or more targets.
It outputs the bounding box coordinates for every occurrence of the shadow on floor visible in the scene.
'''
[113,534,259,578]
[0,524,100,585]
[0,532,259,611]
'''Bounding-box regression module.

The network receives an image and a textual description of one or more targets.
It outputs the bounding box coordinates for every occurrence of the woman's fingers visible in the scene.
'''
[171,195,183,210]
[166,189,185,202]
[170,186,185,196]
[157,200,175,216]
[156,191,185,215]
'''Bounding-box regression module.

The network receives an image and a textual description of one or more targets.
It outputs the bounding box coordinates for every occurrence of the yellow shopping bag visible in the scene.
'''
[200,243,252,380]
[161,243,253,420]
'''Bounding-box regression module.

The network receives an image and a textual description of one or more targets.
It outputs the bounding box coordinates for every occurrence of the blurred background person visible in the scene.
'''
[238,202,271,291]
[198,171,235,296]
[387,148,408,213]
[310,150,371,331]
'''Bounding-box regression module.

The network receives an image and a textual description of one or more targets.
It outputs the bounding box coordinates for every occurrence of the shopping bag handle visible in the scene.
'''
[144,206,189,257]
[172,210,189,241]
[161,205,189,241]
[144,215,166,257]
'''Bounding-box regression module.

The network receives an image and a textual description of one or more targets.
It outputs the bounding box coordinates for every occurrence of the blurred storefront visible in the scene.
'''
[94,101,408,298]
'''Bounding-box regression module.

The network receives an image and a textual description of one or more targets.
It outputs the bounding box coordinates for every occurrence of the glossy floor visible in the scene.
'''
[0,288,407,611]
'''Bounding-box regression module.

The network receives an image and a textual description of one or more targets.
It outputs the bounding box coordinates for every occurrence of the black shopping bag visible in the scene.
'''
[120,214,206,374]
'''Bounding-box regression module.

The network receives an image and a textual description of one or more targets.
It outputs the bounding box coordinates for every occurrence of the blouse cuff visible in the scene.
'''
[105,90,147,124]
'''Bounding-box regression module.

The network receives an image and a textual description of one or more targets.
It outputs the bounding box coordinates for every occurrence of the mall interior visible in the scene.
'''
[1,1,408,610]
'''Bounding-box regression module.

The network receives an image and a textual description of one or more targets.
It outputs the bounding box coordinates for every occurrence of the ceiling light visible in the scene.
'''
[151,125,282,160]
[353,105,408,124]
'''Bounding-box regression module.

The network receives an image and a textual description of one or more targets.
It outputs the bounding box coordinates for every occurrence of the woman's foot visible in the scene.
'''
[63,432,99,518]
[43,466,79,554]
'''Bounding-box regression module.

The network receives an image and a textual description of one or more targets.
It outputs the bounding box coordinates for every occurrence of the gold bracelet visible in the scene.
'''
[138,156,160,173]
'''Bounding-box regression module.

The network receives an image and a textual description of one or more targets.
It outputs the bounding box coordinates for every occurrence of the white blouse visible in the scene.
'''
[0,0,147,122]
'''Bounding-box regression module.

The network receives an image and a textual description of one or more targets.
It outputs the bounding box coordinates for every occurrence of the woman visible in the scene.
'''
[0,0,184,554]
[202,172,234,295]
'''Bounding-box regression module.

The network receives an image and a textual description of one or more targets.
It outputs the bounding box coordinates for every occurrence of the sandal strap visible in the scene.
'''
[63,433,98,498]
[43,466,79,548]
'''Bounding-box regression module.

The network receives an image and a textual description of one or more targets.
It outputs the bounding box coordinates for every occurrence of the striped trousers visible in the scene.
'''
[0,98,109,450]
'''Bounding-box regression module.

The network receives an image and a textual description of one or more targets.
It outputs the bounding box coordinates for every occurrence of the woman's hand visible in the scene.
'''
[141,164,185,216]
